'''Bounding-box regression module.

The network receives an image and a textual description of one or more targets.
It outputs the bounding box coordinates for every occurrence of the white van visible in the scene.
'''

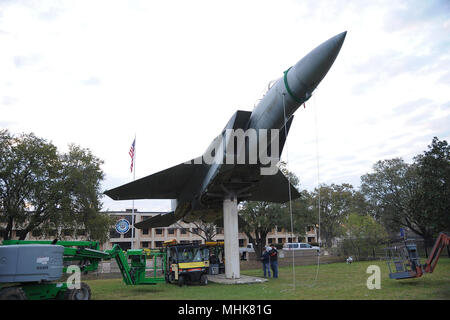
[283,242,320,252]
[239,243,255,254]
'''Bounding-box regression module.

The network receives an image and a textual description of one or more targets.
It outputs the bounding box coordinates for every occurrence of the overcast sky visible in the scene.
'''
[1,0,449,212]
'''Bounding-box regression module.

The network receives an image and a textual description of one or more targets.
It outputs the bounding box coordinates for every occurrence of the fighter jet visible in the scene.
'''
[104,31,346,229]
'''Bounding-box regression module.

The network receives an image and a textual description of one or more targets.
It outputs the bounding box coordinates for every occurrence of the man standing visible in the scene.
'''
[269,244,278,278]
[261,247,271,278]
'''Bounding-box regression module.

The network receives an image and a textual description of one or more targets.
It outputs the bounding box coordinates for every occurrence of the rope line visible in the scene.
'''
[281,92,296,291]
[313,91,321,283]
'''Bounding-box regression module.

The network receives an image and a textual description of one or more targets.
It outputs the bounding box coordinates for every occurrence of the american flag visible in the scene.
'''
[129,139,135,173]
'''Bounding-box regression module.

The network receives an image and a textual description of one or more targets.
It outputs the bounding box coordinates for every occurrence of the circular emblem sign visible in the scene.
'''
[115,218,130,234]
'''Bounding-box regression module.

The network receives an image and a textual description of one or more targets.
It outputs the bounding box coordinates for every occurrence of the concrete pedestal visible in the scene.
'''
[223,197,240,279]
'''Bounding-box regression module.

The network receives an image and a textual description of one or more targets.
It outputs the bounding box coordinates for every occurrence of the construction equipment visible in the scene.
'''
[163,240,209,286]
[105,244,166,285]
[385,232,449,280]
[0,240,108,300]
[204,241,225,275]
[0,240,167,300]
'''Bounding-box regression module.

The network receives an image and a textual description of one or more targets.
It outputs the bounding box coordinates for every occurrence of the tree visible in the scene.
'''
[360,158,425,238]
[238,162,303,257]
[342,213,389,260]
[278,190,317,241]
[0,129,112,242]
[413,137,450,240]
[311,183,355,247]
[360,137,450,245]
[239,201,284,257]
[175,220,218,242]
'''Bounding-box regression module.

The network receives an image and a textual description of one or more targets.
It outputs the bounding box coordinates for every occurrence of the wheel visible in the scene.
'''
[0,287,27,300]
[200,274,208,286]
[64,282,91,300]
[167,273,175,284]
[178,275,186,287]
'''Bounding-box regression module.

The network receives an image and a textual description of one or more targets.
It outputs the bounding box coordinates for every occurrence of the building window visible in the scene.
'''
[155,241,163,248]
[155,228,164,235]
[277,238,284,244]
[141,241,149,248]
[277,226,283,232]
[110,229,121,239]
[168,228,175,235]
[239,239,244,247]
[123,229,132,238]
[268,238,273,244]
[180,228,187,235]
[142,228,149,235]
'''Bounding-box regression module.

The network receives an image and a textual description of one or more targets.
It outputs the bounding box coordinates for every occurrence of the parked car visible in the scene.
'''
[283,242,320,252]
[239,243,255,254]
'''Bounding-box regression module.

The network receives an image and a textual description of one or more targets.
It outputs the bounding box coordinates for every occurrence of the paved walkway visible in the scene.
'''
[208,274,268,285]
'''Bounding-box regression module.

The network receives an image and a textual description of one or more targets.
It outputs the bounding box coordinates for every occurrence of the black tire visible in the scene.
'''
[200,274,208,286]
[64,282,91,300]
[178,275,186,287]
[0,287,27,300]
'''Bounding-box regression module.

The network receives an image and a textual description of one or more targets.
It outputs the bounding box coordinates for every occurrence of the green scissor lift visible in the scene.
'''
[0,240,167,300]
[105,244,167,285]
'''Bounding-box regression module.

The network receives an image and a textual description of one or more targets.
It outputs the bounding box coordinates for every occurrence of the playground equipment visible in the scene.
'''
[163,240,209,286]
[0,240,167,300]
[385,232,449,280]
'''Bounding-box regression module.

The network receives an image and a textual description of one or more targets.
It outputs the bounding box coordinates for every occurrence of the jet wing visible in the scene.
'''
[135,211,249,229]
[104,160,198,200]
[247,169,300,203]
[135,212,177,229]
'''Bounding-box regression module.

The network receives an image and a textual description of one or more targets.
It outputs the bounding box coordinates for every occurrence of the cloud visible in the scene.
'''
[82,76,101,86]
[392,98,433,115]
[383,0,450,33]
[13,54,42,68]
[0,120,15,128]
[1,96,18,105]
[438,71,450,85]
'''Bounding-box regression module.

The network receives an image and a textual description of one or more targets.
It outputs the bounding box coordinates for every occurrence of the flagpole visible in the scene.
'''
[132,134,136,249]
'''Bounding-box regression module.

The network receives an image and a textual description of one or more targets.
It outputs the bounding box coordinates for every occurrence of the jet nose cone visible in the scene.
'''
[284,31,347,102]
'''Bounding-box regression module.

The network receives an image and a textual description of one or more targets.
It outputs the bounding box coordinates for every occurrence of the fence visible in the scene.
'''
[330,237,450,262]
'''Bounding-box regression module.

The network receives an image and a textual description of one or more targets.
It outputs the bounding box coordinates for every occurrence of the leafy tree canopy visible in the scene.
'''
[0,129,113,242]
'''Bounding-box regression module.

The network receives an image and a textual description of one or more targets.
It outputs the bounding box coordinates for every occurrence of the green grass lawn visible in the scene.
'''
[85,257,450,300]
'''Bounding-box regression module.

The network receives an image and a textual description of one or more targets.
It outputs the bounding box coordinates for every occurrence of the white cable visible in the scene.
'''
[313,91,321,283]
[282,92,296,291]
